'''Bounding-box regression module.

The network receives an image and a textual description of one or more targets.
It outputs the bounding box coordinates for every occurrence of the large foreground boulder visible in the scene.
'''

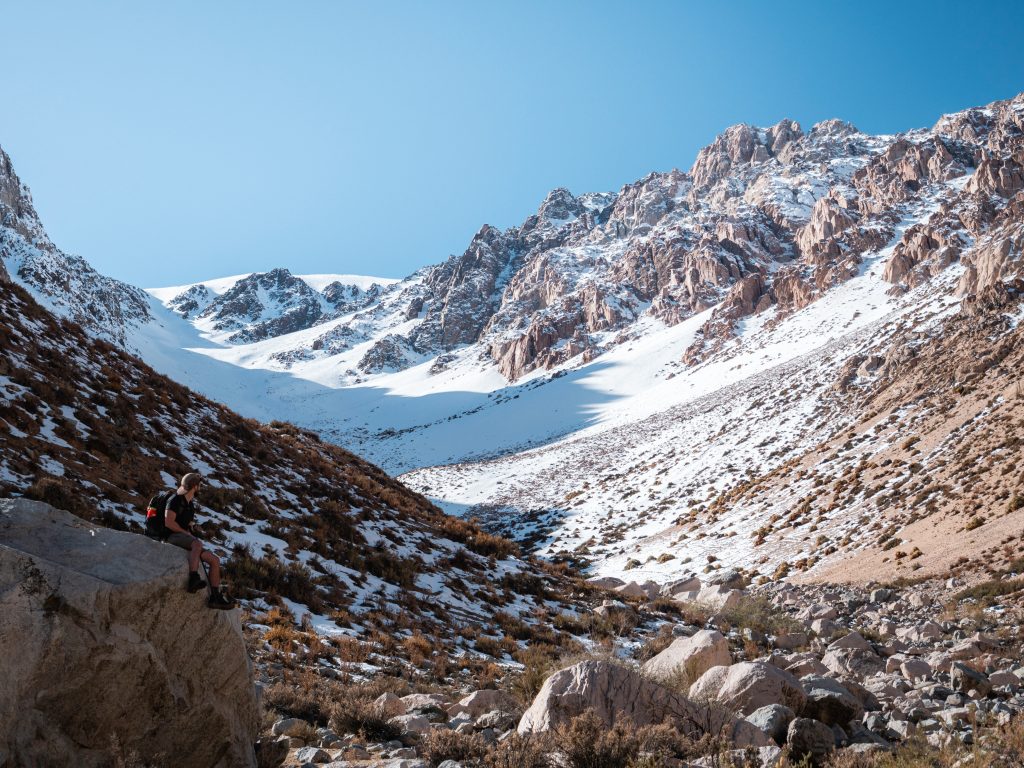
[518,660,771,747]
[642,629,731,684]
[0,499,259,767]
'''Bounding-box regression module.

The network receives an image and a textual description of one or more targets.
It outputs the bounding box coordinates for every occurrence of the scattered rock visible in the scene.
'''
[801,676,865,726]
[745,704,795,745]
[788,717,836,766]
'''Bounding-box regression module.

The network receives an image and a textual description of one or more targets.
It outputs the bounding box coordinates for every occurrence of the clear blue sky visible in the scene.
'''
[1,1,1021,288]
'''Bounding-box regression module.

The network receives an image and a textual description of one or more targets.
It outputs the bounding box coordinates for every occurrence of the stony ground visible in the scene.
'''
[250,564,1024,768]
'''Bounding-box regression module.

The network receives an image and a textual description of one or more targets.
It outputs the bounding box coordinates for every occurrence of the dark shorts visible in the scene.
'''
[166,532,198,551]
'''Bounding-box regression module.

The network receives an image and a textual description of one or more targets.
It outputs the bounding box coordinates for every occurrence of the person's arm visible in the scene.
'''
[164,499,189,535]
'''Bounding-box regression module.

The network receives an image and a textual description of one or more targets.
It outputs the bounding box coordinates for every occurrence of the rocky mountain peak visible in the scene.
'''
[0,146,150,346]
[536,187,582,224]
[198,268,327,343]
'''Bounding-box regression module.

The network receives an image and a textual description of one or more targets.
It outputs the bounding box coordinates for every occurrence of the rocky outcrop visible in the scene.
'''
[0,499,259,768]
[518,660,770,747]
[358,333,418,373]
[168,283,213,319]
[883,224,964,287]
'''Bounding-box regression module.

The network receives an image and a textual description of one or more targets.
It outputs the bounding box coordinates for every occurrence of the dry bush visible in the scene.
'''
[482,732,551,768]
[511,646,561,705]
[554,711,642,768]
[420,728,488,766]
[719,596,802,637]
[262,675,338,725]
[329,696,401,742]
[549,711,699,768]
[634,624,676,663]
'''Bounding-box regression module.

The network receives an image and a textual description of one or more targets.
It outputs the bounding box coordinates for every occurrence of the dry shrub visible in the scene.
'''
[634,625,675,663]
[551,711,696,768]
[420,728,488,766]
[262,676,336,725]
[483,732,551,768]
[329,697,401,742]
[719,596,802,637]
[511,646,559,705]
[404,631,434,666]
[554,711,641,768]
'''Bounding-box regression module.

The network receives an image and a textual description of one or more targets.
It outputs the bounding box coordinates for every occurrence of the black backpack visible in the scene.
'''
[144,490,176,539]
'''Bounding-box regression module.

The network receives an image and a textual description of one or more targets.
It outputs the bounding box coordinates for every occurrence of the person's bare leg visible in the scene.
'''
[189,538,201,572]
[200,550,221,588]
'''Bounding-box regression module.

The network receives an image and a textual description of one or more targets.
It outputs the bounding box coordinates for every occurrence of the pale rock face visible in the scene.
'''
[447,690,521,720]
[694,585,743,611]
[518,660,770,747]
[642,629,732,684]
[689,661,807,715]
[0,499,259,768]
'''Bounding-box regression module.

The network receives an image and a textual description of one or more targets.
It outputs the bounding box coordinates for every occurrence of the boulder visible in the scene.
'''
[696,585,742,611]
[801,676,864,725]
[745,704,795,745]
[828,632,872,652]
[774,632,809,651]
[989,671,1020,688]
[0,499,258,768]
[375,691,407,718]
[787,717,836,766]
[517,660,770,747]
[900,659,931,681]
[594,599,638,627]
[705,569,746,589]
[587,576,626,590]
[689,661,807,715]
[662,576,701,596]
[950,663,992,697]
[642,629,731,684]
[448,689,520,720]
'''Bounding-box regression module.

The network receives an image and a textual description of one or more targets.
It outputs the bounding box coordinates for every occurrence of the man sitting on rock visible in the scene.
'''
[164,472,234,610]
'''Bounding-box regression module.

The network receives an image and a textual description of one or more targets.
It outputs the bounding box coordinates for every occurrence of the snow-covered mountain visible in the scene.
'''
[3,91,1023,587]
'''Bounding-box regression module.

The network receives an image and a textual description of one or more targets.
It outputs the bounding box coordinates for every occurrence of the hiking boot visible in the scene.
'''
[187,571,206,593]
[208,588,235,610]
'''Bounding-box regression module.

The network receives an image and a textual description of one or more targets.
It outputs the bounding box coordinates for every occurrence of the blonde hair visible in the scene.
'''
[181,472,203,491]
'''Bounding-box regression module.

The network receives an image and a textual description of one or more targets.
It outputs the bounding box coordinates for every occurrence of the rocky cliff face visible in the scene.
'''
[0,147,151,346]
[181,92,1018,384]
[0,499,259,768]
